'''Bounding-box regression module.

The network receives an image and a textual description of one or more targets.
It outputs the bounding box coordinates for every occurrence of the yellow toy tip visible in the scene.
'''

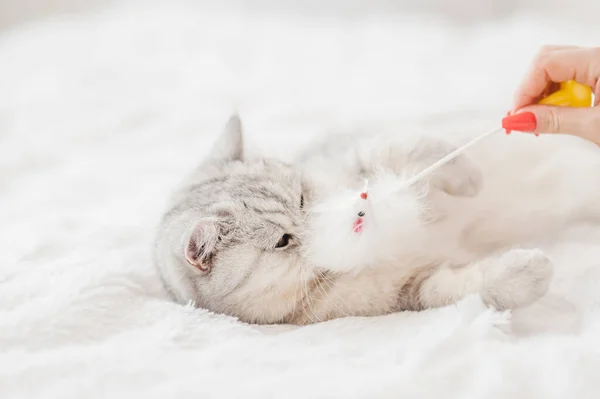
[538,80,593,107]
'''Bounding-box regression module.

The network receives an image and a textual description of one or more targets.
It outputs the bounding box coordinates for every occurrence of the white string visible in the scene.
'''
[350,126,502,233]
[402,126,502,186]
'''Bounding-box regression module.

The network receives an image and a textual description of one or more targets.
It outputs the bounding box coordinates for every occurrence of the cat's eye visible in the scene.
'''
[275,234,292,249]
[300,194,304,209]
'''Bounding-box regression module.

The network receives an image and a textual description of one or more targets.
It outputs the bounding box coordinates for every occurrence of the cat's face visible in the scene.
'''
[157,116,320,324]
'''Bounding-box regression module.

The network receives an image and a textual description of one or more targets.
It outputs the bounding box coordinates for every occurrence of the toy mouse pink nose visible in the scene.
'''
[353,217,364,233]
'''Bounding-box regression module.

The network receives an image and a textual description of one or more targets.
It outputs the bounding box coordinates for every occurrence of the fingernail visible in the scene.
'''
[505,111,512,134]
[502,112,537,133]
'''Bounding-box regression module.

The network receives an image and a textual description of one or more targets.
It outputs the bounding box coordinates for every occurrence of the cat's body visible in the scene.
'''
[154,115,600,325]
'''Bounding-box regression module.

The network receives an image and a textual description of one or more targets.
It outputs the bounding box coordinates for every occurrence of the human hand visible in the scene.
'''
[503,46,600,144]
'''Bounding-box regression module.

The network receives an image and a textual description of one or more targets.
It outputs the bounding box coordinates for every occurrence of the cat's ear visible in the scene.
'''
[184,212,232,272]
[211,114,244,162]
[184,219,221,272]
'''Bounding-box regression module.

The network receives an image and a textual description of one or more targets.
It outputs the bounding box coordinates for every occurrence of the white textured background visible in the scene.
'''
[2,1,600,398]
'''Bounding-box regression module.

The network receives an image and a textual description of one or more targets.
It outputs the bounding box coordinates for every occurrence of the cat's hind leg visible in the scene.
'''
[477,248,553,310]
[401,248,553,311]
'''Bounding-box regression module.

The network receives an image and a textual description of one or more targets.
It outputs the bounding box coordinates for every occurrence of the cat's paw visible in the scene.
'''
[481,248,553,310]
[430,153,483,198]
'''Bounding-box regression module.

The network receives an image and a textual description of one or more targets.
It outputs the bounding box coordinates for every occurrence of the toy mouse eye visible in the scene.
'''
[275,234,291,249]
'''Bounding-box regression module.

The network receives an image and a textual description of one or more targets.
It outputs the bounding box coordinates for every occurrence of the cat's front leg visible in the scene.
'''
[358,135,483,198]
[399,248,553,311]
[425,150,483,198]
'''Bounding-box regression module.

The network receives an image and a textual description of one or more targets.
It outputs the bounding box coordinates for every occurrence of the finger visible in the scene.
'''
[512,46,578,110]
[514,105,600,143]
[513,47,600,110]
[534,45,579,52]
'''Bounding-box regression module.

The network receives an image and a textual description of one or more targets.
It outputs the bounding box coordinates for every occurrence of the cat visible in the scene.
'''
[153,114,598,325]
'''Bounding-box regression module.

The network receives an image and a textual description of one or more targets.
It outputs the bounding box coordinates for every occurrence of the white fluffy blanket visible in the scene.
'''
[3,3,600,398]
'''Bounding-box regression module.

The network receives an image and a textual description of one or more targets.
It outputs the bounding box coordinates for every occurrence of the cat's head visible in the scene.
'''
[155,115,319,324]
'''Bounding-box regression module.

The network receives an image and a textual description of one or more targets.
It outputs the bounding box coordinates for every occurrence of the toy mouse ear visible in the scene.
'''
[184,220,220,272]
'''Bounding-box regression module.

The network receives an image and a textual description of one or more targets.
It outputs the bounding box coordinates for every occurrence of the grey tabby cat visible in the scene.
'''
[154,115,554,325]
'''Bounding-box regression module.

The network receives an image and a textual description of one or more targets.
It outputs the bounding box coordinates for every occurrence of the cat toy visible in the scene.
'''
[352,80,593,233]
[352,179,369,233]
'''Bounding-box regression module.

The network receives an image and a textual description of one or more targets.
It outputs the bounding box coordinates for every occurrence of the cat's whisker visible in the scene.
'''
[313,271,335,306]
[289,266,306,323]
[321,272,366,301]
[289,273,299,321]
[302,268,323,324]
[297,269,311,324]
[315,273,352,319]
[322,273,360,316]
[299,267,319,324]
[320,271,372,315]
